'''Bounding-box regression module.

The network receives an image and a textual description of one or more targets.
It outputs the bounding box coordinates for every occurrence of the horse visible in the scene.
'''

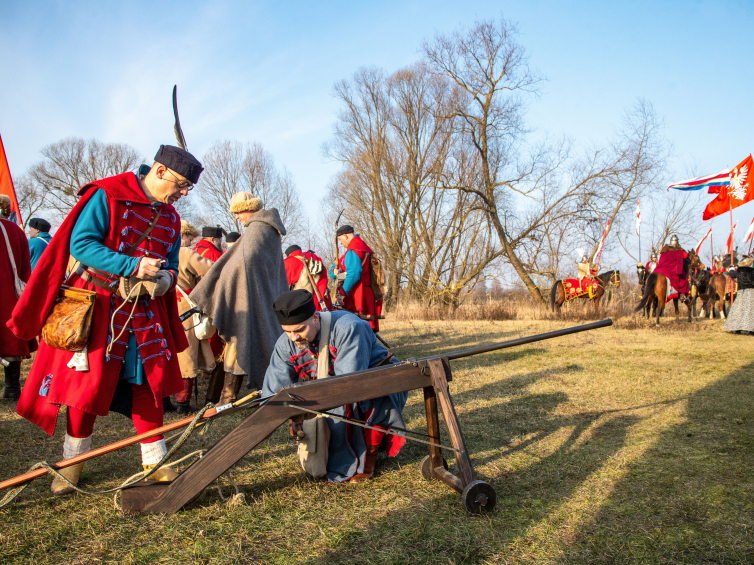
[688,256,710,317]
[636,264,659,319]
[706,273,736,319]
[550,270,621,313]
[634,249,703,324]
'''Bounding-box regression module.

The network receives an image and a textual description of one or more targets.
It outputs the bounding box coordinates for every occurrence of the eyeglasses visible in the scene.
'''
[162,169,194,191]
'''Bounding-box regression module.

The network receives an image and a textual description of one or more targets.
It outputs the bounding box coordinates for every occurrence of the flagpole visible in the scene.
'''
[730,188,735,268]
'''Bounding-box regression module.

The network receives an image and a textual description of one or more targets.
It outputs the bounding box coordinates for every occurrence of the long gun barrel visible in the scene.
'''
[440,319,612,361]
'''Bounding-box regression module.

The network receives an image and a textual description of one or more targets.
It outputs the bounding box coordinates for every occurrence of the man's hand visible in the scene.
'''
[332,267,340,276]
[136,257,162,280]
[289,420,304,438]
[147,270,174,298]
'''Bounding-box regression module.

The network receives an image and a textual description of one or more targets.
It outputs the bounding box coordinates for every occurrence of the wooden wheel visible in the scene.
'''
[419,455,448,480]
[462,480,496,514]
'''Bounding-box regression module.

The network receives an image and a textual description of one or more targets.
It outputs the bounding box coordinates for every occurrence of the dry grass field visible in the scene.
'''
[1,313,753,564]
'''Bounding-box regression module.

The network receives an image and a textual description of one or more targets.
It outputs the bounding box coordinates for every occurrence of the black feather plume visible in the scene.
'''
[172,85,187,150]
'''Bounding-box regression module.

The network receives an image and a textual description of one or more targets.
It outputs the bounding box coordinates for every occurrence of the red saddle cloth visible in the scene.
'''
[562,277,599,300]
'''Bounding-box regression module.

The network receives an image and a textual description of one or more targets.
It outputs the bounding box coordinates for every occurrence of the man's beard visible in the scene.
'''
[294,339,311,351]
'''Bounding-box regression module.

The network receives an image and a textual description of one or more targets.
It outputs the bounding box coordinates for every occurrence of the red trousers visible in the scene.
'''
[66,383,163,444]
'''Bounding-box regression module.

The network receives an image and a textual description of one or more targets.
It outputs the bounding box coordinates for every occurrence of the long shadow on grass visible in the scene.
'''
[299,372,643,563]
[559,360,754,563]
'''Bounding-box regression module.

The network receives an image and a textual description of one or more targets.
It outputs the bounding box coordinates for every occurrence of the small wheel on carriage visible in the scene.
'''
[419,455,448,480]
[461,480,497,514]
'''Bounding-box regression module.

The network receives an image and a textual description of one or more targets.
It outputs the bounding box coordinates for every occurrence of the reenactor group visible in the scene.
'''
[0,144,399,495]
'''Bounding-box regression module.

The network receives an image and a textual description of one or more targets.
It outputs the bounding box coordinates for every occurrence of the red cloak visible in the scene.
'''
[284,250,332,311]
[0,219,36,357]
[337,236,382,331]
[193,239,223,261]
[653,249,689,294]
[9,173,188,435]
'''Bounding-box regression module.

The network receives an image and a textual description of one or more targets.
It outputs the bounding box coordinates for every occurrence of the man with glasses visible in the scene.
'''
[9,144,203,495]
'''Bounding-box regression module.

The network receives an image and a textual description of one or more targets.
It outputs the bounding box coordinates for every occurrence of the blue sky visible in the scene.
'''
[1,0,752,260]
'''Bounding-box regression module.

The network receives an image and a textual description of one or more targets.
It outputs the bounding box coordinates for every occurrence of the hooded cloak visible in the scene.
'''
[190,209,288,389]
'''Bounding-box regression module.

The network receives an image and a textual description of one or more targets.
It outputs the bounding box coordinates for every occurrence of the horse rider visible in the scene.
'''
[654,235,690,299]
[578,255,597,281]
[646,252,658,273]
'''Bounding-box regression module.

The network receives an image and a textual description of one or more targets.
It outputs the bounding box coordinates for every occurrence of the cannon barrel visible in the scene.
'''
[431,319,612,362]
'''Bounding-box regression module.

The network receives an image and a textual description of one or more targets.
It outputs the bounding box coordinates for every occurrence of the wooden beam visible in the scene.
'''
[129,362,429,514]
[427,357,476,487]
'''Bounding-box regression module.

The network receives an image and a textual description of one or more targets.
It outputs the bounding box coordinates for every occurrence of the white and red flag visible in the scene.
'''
[742,217,754,246]
[695,227,712,254]
[725,221,739,255]
[595,218,611,269]
[635,198,641,236]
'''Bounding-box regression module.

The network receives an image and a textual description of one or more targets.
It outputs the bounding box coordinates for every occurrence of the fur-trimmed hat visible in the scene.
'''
[229,192,262,214]
[273,290,316,326]
[181,220,200,238]
[202,226,224,238]
[29,218,51,232]
[226,231,241,243]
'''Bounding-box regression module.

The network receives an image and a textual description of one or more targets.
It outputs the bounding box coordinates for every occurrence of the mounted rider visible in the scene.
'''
[578,254,597,282]
[653,235,690,299]
[646,252,658,273]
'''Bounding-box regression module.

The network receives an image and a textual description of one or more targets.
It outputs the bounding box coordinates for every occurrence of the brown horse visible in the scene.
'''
[636,264,659,319]
[550,270,621,312]
[688,257,711,317]
[634,250,703,324]
[706,273,736,319]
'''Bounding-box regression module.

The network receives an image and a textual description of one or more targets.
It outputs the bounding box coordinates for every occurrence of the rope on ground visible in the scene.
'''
[0,402,214,510]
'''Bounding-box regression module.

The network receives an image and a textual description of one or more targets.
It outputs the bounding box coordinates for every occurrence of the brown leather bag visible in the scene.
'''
[41,286,97,352]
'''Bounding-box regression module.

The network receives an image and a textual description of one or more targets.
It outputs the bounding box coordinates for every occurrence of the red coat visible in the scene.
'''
[194,239,223,261]
[337,236,382,331]
[9,173,188,436]
[284,250,332,311]
[0,219,36,357]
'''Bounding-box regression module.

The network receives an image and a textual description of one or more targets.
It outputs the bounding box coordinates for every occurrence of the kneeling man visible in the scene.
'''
[263,289,407,483]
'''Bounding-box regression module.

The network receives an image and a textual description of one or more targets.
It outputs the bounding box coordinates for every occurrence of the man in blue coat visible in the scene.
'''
[263,289,407,483]
[27,217,52,271]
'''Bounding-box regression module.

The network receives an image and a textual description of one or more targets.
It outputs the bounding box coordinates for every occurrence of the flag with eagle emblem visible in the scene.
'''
[703,155,753,220]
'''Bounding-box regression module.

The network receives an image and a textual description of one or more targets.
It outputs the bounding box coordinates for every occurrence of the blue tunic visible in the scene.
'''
[70,183,181,384]
[263,311,407,482]
[28,231,52,271]
[329,247,362,295]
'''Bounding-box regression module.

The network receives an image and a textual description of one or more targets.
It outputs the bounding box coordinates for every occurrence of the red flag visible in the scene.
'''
[703,155,753,221]
[0,133,22,225]
[695,227,712,254]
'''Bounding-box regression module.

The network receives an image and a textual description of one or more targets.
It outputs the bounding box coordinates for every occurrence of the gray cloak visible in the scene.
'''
[190,208,288,390]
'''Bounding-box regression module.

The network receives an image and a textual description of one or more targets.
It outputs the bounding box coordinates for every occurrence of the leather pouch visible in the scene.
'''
[41,286,97,352]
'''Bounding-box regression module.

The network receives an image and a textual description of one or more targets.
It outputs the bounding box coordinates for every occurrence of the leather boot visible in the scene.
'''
[163,396,178,413]
[51,463,85,495]
[218,372,243,405]
[175,378,196,414]
[2,361,22,400]
[349,443,380,483]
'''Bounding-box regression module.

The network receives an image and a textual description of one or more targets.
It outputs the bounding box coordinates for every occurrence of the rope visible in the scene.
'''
[0,403,214,510]
[285,404,460,453]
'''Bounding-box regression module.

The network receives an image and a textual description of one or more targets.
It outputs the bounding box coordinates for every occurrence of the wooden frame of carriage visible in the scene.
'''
[109,320,611,515]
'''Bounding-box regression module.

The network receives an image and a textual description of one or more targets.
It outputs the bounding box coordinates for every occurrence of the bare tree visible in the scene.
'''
[197,140,303,242]
[28,137,143,219]
[13,174,48,229]
[324,64,502,307]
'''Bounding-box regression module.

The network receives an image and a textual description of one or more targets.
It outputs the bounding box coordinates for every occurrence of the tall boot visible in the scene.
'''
[174,378,196,415]
[349,443,380,483]
[218,372,243,405]
[2,361,22,400]
[141,439,179,481]
[51,434,91,495]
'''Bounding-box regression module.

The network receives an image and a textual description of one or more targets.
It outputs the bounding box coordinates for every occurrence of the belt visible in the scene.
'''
[81,268,119,293]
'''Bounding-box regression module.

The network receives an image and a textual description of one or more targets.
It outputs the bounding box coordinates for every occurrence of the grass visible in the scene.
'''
[1,314,753,564]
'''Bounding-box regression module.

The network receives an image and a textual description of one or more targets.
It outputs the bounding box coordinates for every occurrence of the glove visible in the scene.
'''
[143,270,174,298]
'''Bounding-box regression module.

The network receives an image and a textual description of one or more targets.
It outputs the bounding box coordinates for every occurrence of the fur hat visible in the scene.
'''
[229,192,262,214]
[0,194,10,218]
[181,220,200,238]
[273,290,316,325]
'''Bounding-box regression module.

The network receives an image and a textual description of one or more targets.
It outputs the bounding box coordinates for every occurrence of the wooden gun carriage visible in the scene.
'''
[119,319,612,515]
